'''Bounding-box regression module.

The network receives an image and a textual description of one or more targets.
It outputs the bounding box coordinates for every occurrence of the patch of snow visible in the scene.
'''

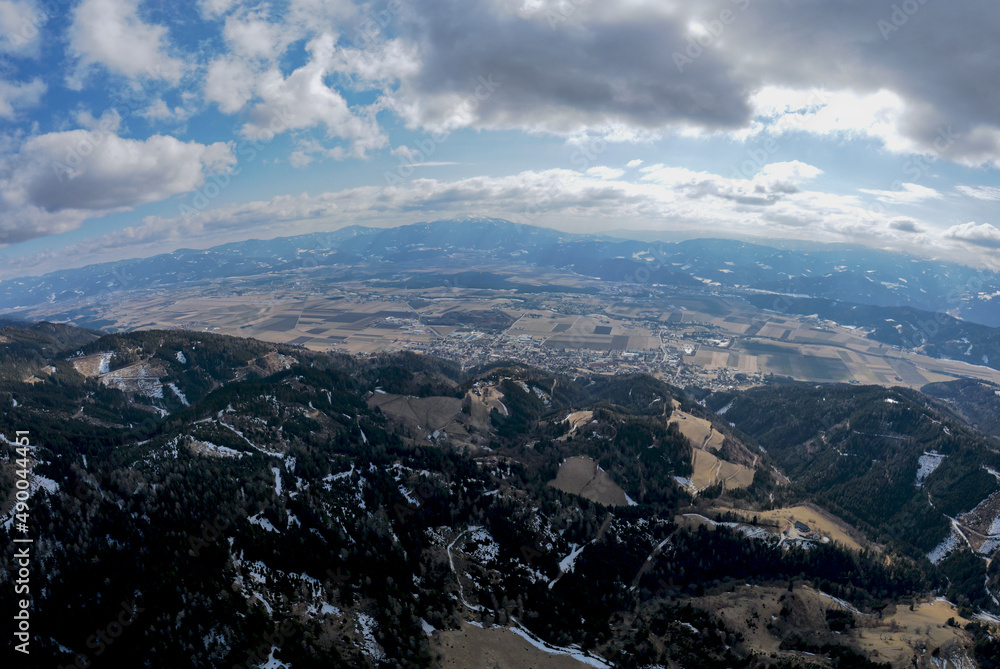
[556,544,585,577]
[399,486,420,506]
[356,613,386,662]
[197,441,246,458]
[33,475,59,495]
[814,590,862,615]
[259,646,290,669]
[915,451,946,487]
[467,527,500,564]
[508,622,612,668]
[248,513,280,533]
[166,383,189,406]
[927,529,961,564]
[975,611,1000,625]
[272,467,282,497]
[718,522,775,541]
[176,351,187,364]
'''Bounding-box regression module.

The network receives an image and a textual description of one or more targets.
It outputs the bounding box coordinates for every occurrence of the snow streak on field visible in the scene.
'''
[507,623,613,668]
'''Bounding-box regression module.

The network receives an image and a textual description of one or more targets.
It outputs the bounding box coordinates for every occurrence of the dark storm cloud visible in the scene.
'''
[711,0,1000,162]
[388,0,1000,165]
[391,0,753,132]
[889,219,923,233]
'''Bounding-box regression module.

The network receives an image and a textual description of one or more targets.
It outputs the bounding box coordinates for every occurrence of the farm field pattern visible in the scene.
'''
[16,265,1000,392]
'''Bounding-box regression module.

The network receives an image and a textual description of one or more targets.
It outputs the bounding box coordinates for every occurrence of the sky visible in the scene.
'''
[1,0,1000,280]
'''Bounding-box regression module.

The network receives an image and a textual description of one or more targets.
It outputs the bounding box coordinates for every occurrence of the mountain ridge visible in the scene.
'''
[4,217,1000,327]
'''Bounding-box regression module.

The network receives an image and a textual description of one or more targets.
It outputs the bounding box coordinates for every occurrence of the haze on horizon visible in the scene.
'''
[2,0,1000,280]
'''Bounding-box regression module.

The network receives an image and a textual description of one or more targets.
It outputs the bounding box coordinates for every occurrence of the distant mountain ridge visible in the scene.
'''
[3,217,1000,325]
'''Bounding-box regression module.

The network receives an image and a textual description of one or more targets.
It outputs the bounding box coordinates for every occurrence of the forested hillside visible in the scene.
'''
[1,326,998,667]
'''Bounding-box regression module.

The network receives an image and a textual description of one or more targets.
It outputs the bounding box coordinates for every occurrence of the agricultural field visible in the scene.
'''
[466,382,511,430]
[668,408,755,494]
[669,410,726,451]
[548,456,633,506]
[560,410,595,440]
[433,622,600,669]
[854,599,973,666]
[18,265,1000,392]
[721,505,866,552]
[368,391,474,445]
[368,392,463,432]
[688,449,755,492]
[695,585,976,667]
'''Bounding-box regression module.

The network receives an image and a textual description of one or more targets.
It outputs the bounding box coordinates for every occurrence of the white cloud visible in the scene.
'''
[139,98,192,122]
[199,0,236,18]
[68,0,186,85]
[586,166,625,180]
[860,183,943,205]
[240,33,387,158]
[204,57,257,114]
[0,76,44,118]
[945,222,1000,249]
[0,130,234,244]
[15,155,995,276]
[740,87,920,153]
[329,38,420,84]
[0,0,43,56]
[223,9,295,60]
[753,161,823,189]
[956,185,1000,201]
[626,159,644,168]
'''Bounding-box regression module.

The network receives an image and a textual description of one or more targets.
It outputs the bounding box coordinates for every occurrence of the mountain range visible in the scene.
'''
[3,218,999,327]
